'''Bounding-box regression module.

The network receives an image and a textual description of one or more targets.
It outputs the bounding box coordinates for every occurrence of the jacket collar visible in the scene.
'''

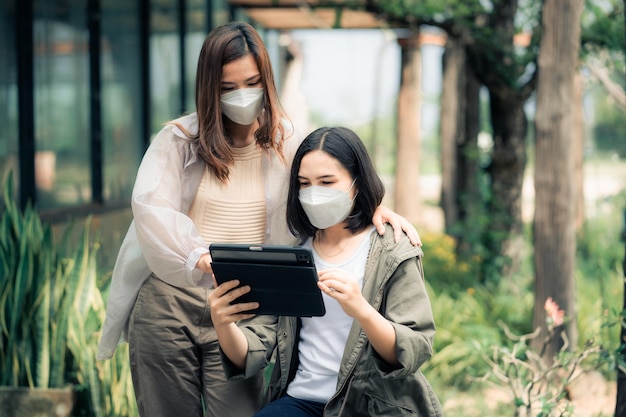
[170,112,199,139]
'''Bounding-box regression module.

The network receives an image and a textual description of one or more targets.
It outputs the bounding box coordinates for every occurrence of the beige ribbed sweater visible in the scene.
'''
[187,141,265,244]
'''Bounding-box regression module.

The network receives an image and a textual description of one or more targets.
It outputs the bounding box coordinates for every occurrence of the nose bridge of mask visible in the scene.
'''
[221,88,263,106]
[303,186,341,204]
[303,179,357,203]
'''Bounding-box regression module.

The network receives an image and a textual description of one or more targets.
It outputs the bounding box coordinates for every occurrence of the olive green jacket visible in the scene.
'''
[225,225,444,416]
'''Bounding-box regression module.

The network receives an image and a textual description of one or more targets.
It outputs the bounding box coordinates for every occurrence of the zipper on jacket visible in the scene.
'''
[333,375,355,416]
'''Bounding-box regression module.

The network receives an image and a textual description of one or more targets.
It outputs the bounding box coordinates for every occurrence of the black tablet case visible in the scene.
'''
[209,243,326,317]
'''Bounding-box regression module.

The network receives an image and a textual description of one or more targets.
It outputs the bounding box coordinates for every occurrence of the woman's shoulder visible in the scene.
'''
[168,112,199,139]
[376,224,423,260]
[148,113,197,149]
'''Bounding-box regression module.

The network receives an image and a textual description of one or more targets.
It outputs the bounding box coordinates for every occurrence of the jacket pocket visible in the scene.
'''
[364,392,418,416]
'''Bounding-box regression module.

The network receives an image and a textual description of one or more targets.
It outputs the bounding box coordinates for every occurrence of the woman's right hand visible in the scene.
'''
[208,278,256,369]
[196,253,214,274]
[208,279,259,327]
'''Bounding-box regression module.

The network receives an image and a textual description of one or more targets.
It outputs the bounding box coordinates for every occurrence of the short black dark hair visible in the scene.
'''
[286,126,385,239]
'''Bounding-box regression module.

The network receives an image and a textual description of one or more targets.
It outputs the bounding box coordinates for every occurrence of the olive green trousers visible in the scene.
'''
[129,276,265,417]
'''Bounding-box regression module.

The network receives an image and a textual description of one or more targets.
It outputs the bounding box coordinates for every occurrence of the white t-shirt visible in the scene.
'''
[286,228,374,403]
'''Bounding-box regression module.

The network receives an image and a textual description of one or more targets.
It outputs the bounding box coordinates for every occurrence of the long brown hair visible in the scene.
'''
[190,21,289,182]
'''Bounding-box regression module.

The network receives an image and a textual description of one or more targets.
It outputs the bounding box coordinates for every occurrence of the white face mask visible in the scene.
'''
[220,88,264,125]
[299,181,356,229]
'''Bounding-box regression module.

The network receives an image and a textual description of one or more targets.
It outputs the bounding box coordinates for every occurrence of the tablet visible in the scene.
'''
[209,243,326,317]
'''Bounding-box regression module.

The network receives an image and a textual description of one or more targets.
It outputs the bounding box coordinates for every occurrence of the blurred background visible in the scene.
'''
[1,1,625,416]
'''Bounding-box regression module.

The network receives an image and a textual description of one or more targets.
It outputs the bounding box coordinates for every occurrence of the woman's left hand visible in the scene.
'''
[317,268,369,318]
[372,205,421,246]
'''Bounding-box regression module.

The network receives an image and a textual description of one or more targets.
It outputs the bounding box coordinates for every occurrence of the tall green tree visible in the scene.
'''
[366,0,542,280]
[360,0,623,279]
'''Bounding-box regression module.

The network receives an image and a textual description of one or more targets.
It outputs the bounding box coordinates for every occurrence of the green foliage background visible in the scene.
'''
[419,190,625,414]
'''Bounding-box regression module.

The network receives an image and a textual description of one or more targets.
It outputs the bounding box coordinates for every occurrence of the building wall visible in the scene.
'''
[0,0,280,275]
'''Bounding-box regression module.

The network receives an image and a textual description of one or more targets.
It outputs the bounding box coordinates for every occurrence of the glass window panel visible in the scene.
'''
[150,0,181,133]
[101,1,143,201]
[34,0,90,210]
[0,0,19,206]
[185,33,203,113]
[211,0,230,28]
[185,0,207,113]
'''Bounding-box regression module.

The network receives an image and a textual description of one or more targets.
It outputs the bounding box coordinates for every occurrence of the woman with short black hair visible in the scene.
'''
[210,126,442,417]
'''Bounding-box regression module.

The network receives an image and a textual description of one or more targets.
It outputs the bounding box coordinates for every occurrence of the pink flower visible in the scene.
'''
[544,297,565,327]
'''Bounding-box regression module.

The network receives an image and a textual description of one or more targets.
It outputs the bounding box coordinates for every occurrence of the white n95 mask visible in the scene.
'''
[220,88,264,125]
[299,182,356,229]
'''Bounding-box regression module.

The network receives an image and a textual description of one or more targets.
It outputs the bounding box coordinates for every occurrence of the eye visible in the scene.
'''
[248,80,262,88]
[221,86,234,93]
[298,180,310,188]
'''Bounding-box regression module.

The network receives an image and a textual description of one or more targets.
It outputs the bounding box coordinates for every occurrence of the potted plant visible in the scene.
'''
[0,173,97,417]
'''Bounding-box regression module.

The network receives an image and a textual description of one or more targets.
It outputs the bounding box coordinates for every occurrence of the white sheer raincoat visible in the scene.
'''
[97,113,301,360]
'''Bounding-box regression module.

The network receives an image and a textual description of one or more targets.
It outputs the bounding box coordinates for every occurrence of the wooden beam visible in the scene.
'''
[241,7,385,29]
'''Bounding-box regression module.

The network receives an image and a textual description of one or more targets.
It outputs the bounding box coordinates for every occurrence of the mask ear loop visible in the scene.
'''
[349,178,358,200]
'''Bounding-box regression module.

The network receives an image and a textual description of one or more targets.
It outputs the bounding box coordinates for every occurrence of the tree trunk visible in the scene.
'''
[395,30,422,225]
[614,2,626,416]
[616,210,626,417]
[573,72,585,231]
[440,38,484,257]
[457,68,483,257]
[532,0,584,359]
[456,0,535,279]
[484,91,528,278]
[279,39,311,138]
[440,38,463,232]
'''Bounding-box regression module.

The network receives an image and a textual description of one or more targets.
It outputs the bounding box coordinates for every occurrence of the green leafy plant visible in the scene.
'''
[478,298,610,417]
[421,231,533,393]
[0,173,94,388]
[71,278,138,417]
[0,173,137,416]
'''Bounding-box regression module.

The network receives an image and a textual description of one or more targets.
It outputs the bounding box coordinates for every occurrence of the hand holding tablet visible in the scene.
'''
[209,243,326,317]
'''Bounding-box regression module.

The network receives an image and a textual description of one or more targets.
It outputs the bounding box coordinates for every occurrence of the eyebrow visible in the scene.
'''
[298,174,336,181]
[221,74,261,85]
